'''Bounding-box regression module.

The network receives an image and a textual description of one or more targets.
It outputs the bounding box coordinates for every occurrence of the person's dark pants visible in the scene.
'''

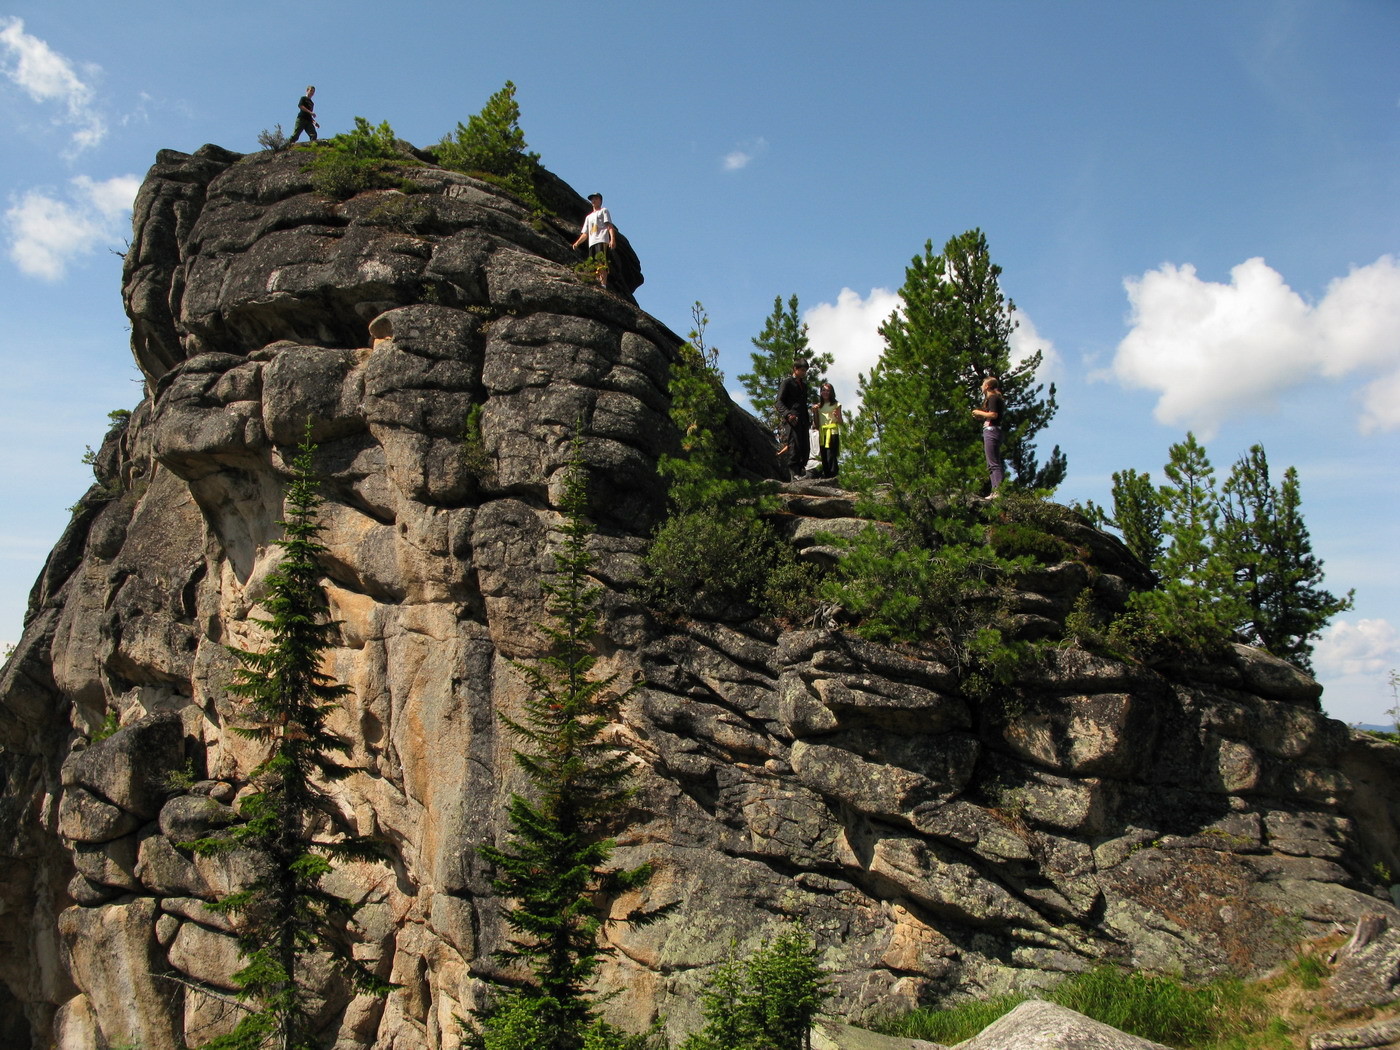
[983,426,1004,489]
[780,422,810,478]
[819,433,839,479]
[289,116,317,143]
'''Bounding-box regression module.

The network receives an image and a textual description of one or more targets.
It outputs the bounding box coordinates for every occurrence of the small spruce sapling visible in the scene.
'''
[681,925,828,1050]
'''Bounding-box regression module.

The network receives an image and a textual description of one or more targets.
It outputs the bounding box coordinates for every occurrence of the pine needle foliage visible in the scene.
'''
[738,295,832,425]
[437,81,546,214]
[1219,446,1353,671]
[644,304,809,619]
[681,926,829,1050]
[472,435,651,1050]
[307,116,419,199]
[852,229,1064,500]
[185,429,390,1050]
[1106,436,1351,667]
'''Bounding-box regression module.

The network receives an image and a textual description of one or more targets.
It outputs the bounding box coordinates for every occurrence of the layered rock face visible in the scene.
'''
[2,143,1399,1050]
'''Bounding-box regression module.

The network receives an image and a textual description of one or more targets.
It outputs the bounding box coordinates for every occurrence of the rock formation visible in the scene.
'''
[2,142,1399,1050]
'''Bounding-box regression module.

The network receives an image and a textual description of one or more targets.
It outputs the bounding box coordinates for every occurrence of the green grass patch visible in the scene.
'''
[874,994,1025,1044]
[876,966,1276,1050]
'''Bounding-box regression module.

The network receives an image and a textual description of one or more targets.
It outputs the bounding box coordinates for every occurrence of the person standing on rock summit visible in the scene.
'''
[572,193,616,288]
[972,373,1006,492]
[775,359,811,479]
[289,85,319,144]
[812,380,842,481]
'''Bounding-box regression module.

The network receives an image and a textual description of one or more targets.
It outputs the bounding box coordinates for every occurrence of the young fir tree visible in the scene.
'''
[1115,433,1245,656]
[855,230,1064,506]
[737,295,832,425]
[1108,467,1164,568]
[644,304,789,615]
[1219,445,1353,671]
[830,234,1064,655]
[681,926,828,1050]
[438,80,539,177]
[187,431,390,1050]
[472,436,653,1050]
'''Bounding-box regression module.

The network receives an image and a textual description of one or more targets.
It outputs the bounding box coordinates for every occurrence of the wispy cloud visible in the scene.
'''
[722,137,768,172]
[6,174,140,280]
[1104,256,1400,437]
[0,17,106,153]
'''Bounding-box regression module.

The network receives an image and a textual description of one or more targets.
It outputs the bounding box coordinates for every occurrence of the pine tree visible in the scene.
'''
[1108,467,1164,568]
[187,429,389,1050]
[473,435,651,1050]
[645,304,791,616]
[1118,432,1246,654]
[438,80,539,177]
[1219,445,1353,671]
[856,230,1064,502]
[681,926,827,1050]
[738,295,832,424]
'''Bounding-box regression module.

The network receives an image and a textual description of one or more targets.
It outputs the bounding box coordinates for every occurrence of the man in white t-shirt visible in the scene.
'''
[571,192,616,288]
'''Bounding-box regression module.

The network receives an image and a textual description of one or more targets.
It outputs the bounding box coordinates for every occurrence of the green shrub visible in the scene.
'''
[91,711,120,742]
[257,123,287,151]
[436,81,547,214]
[464,994,662,1050]
[763,543,822,624]
[644,509,775,617]
[681,926,827,1050]
[306,116,420,199]
[461,404,493,482]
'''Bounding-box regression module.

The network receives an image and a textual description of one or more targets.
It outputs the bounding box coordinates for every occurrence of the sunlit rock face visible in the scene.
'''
[2,143,1397,1050]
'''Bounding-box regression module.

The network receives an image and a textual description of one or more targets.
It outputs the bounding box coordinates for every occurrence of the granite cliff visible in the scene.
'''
[2,142,1398,1050]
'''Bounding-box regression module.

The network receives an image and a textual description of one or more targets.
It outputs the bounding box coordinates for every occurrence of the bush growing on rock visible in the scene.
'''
[306,116,420,199]
[645,304,819,622]
[436,81,547,216]
[681,925,828,1050]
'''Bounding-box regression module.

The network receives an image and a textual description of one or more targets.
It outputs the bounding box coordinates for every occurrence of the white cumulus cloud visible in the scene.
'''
[1107,255,1400,437]
[6,174,140,280]
[0,17,106,152]
[1009,312,1063,385]
[1314,617,1400,678]
[804,287,901,412]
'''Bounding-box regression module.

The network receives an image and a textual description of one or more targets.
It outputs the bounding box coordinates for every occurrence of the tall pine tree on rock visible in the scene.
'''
[471,435,654,1050]
[1219,445,1353,671]
[187,430,389,1050]
[856,229,1064,514]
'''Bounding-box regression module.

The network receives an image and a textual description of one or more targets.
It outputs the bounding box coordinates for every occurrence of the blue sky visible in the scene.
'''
[2,0,1397,723]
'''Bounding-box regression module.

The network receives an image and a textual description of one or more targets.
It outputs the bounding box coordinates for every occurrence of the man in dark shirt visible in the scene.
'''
[289,85,319,143]
[775,359,811,479]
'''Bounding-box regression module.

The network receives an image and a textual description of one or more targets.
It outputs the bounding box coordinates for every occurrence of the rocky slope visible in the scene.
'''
[1,142,1398,1050]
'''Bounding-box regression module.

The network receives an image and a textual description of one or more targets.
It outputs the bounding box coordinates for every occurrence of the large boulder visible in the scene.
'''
[1,140,1397,1050]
